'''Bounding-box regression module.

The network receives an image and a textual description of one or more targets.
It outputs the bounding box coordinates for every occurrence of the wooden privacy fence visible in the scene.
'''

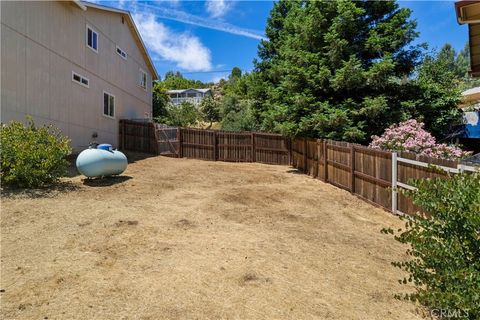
[119,120,290,165]
[291,138,478,216]
[119,120,477,216]
[119,120,158,153]
[180,129,290,164]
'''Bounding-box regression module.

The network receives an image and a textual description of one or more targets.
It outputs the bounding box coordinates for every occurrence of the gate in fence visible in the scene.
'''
[155,124,180,157]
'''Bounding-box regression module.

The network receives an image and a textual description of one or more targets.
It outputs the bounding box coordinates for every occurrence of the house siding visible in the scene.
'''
[1,1,153,151]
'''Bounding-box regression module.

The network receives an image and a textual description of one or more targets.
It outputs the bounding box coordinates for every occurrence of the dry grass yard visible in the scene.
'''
[1,154,424,319]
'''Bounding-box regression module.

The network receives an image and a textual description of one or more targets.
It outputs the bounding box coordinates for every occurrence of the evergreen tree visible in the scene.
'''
[162,71,211,89]
[252,0,425,141]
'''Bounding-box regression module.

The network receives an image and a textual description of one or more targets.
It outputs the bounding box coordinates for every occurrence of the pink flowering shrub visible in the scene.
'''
[369,119,471,159]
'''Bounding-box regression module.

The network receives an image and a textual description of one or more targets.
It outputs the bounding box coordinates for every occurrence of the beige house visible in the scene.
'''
[1,1,158,151]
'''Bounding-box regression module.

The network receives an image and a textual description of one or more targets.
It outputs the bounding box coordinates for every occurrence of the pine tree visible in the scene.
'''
[252,0,425,141]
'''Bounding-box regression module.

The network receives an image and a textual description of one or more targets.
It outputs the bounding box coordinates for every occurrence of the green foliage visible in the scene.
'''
[156,102,199,127]
[152,82,170,118]
[229,67,242,80]
[455,43,480,91]
[409,45,463,138]
[383,172,480,319]
[199,97,220,128]
[161,71,211,89]
[220,95,257,131]
[0,118,71,188]
[248,0,464,142]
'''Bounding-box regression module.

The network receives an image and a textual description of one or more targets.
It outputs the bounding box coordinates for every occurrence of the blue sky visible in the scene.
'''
[90,1,469,83]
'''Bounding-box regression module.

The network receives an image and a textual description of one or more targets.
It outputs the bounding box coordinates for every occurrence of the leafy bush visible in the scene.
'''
[383,172,480,319]
[369,119,471,159]
[155,102,200,127]
[0,118,71,188]
[221,95,257,131]
[199,97,221,128]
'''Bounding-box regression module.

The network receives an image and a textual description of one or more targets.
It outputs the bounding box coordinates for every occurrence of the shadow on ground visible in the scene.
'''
[123,151,162,164]
[1,181,80,199]
[286,168,305,175]
[82,175,132,187]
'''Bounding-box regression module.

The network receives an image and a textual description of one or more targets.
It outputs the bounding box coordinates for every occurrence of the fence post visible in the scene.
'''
[214,131,218,161]
[303,138,308,173]
[391,152,397,214]
[315,139,320,178]
[350,144,355,193]
[119,120,123,151]
[251,132,256,163]
[323,140,328,182]
[178,128,183,158]
[289,138,293,166]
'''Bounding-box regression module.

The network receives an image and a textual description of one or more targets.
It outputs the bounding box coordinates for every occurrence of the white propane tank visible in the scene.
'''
[76,144,127,178]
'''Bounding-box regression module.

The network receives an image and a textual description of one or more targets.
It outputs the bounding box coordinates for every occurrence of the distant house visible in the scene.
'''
[459,87,480,139]
[166,88,212,105]
[1,1,159,151]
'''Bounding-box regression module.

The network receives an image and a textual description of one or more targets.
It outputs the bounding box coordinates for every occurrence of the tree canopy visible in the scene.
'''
[162,71,211,89]
[246,0,465,142]
[153,1,475,143]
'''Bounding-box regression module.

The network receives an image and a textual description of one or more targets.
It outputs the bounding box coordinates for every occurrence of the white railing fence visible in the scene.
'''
[391,153,478,215]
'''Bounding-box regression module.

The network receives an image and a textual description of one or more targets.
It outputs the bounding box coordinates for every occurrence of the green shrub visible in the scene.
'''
[0,118,72,188]
[383,172,480,319]
[155,102,199,127]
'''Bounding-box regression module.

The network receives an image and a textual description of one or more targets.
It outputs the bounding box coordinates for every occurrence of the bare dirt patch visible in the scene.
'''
[1,154,423,319]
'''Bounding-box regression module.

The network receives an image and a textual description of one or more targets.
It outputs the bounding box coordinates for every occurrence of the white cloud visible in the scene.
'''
[211,73,229,83]
[132,12,212,71]
[138,3,265,40]
[206,0,232,18]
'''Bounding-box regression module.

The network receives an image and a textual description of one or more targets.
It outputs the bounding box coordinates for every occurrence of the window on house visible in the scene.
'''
[86,25,98,52]
[72,71,89,88]
[103,92,115,118]
[116,46,127,60]
[139,69,147,90]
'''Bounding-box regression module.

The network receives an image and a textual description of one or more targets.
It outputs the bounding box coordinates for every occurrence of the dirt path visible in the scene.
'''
[1,154,423,319]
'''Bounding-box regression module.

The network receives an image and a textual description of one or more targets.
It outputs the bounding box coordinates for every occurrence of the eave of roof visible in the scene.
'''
[455,0,480,24]
[79,1,159,80]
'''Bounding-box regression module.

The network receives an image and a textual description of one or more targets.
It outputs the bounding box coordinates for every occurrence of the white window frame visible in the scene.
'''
[139,69,147,91]
[102,91,115,119]
[72,71,89,88]
[86,24,98,53]
[116,45,127,60]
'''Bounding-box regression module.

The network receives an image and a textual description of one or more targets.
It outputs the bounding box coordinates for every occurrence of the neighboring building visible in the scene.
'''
[1,1,158,151]
[450,86,480,152]
[166,88,212,105]
[459,87,480,139]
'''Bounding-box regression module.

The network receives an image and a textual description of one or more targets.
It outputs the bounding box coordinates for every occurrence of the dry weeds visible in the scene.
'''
[1,154,424,319]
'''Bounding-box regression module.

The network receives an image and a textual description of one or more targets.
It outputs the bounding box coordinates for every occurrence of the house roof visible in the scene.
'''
[166,88,212,94]
[460,86,480,107]
[76,1,159,80]
[462,86,480,96]
[455,1,480,24]
[455,1,480,77]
